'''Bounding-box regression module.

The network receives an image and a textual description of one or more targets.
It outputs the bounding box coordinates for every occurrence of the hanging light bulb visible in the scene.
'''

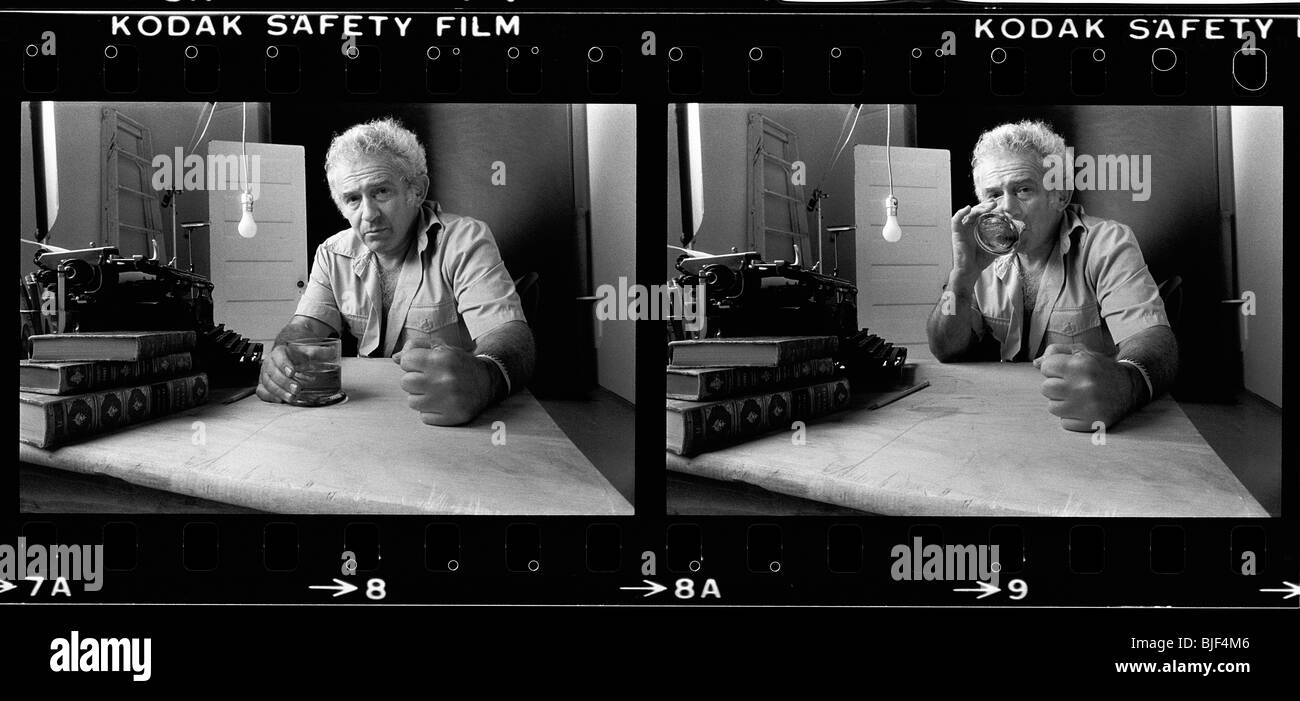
[235,101,257,238]
[882,195,902,242]
[237,190,257,238]
[881,103,902,243]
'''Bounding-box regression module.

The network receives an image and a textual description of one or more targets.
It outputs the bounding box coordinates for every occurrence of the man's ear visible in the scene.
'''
[407,174,430,204]
[329,193,348,219]
[325,174,346,217]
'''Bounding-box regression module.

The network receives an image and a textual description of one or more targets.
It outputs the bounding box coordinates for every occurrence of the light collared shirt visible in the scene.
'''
[295,200,526,357]
[971,204,1169,361]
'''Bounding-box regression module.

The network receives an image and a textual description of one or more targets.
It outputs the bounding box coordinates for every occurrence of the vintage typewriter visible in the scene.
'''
[19,243,263,387]
[671,248,906,388]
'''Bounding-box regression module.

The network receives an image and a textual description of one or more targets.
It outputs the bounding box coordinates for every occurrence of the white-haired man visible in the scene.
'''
[257,117,535,425]
[926,119,1178,431]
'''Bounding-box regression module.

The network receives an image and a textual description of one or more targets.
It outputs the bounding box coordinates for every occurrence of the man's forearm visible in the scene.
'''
[1115,324,1179,407]
[473,320,536,398]
[927,270,981,362]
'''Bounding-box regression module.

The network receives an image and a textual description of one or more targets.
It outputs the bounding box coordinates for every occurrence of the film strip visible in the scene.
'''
[4,0,1297,680]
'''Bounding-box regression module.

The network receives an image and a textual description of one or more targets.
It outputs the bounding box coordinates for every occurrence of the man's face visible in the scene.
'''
[327,155,426,260]
[972,150,1067,254]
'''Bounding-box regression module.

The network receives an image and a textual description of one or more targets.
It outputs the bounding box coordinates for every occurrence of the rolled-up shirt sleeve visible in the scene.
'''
[1084,220,1169,344]
[294,243,343,334]
[442,218,527,341]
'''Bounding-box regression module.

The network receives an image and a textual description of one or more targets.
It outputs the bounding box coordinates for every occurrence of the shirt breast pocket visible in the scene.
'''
[338,290,370,328]
[1046,305,1108,352]
[340,304,370,341]
[405,302,460,336]
[981,314,1011,343]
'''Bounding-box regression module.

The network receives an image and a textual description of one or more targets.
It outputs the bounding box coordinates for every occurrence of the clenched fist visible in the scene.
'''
[1035,343,1142,432]
[394,338,497,426]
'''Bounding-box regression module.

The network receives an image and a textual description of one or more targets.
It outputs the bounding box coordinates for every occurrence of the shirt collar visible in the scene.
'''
[413,200,444,256]
[1058,203,1086,255]
[992,204,1087,280]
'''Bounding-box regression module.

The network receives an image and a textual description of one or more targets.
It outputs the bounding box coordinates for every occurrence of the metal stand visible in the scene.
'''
[166,188,179,268]
[809,187,828,273]
[181,222,209,272]
[826,225,856,278]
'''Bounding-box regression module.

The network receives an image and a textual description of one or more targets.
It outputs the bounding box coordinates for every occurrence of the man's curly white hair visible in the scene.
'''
[970,119,1071,201]
[325,117,428,193]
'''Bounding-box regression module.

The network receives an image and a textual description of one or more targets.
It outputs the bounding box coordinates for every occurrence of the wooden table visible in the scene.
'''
[21,358,633,515]
[666,358,1268,517]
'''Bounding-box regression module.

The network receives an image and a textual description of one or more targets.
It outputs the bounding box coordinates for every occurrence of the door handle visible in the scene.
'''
[1221,290,1257,310]
[1221,292,1256,345]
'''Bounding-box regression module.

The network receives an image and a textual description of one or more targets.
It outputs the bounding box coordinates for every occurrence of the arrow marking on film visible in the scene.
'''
[1259,581,1300,600]
[953,581,1001,599]
[619,580,668,598]
[309,578,359,598]
[0,580,16,595]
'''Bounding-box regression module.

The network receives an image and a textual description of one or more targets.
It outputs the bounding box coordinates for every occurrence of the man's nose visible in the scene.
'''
[359,196,381,221]
[995,193,1021,216]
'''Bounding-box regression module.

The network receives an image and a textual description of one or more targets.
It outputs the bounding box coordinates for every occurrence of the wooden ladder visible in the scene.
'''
[101,108,165,257]
[747,113,810,263]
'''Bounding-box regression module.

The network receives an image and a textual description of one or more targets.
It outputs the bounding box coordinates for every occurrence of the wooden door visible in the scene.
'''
[206,140,308,347]
[1230,106,1283,408]
[853,145,952,347]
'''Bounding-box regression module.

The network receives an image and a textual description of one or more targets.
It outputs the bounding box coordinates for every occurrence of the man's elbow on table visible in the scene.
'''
[926,309,977,364]
[928,338,970,364]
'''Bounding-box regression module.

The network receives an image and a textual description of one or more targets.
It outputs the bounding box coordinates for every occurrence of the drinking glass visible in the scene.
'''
[975,211,1023,255]
[286,337,343,406]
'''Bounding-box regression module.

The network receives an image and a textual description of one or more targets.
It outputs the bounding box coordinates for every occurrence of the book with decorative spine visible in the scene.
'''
[666,335,839,368]
[666,377,851,457]
[19,372,209,449]
[666,357,838,401]
[19,352,195,395]
[28,330,196,362]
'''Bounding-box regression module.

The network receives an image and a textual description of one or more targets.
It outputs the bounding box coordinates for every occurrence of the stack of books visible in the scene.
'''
[19,331,209,449]
[666,335,851,457]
